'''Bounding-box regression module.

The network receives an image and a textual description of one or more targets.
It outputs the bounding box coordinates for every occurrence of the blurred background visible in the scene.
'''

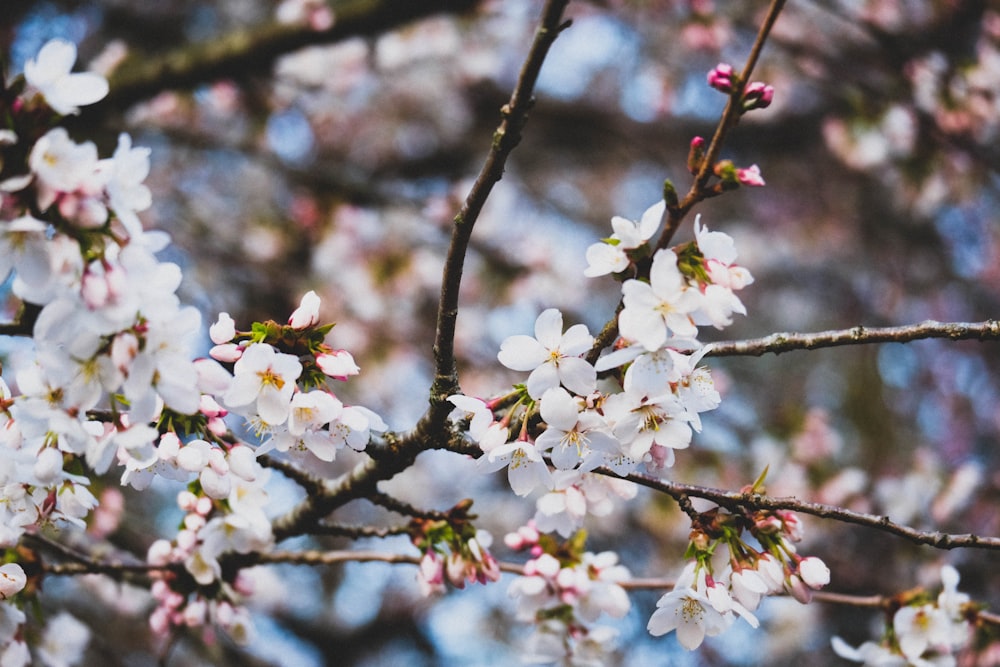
[3,0,1000,664]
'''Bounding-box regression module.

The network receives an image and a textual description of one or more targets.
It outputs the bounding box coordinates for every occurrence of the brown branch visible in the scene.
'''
[232,548,1000,628]
[587,0,786,362]
[83,0,484,114]
[623,473,1000,552]
[267,0,572,540]
[431,0,572,407]
[311,523,411,538]
[704,319,1000,358]
[656,0,787,248]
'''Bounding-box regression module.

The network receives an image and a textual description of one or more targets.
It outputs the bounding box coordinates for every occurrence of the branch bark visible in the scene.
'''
[704,319,1000,357]
[624,473,1000,552]
[83,0,484,114]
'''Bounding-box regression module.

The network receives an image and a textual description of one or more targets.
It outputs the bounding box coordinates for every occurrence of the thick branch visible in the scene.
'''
[704,319,1000,357]
[84,0,483,114]
[624,473,1000,552]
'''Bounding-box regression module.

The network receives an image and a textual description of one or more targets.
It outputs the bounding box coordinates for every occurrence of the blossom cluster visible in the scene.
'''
[648,504,830,649]
[833,565,973,666]
[447,189,760,659]
[505,523,631,666]
[0,39,388,660]
[410,500,501,596]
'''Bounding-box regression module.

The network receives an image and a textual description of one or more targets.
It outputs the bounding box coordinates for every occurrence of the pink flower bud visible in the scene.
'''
[741,81,774,111]
[209,312,236,344]
[210,343,243,363]
[736,164,766,187]
[316,349,360,380]
[707,63,736,92]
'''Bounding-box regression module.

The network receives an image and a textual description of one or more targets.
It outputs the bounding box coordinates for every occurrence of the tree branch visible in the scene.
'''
[430,0,572,408]
[84,0,484,114]
[656,0,787,249]
[623,472,1000,552]
[704,319,1000,357]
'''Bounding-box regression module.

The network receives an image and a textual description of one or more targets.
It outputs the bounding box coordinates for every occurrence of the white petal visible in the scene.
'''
[497,335,547,371]
[533,308,564,349]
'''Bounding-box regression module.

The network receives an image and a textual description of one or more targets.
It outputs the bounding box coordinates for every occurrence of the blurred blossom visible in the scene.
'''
[266,108,316,164]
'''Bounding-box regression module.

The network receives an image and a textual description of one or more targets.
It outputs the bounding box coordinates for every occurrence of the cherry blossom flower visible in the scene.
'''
[583,200,665,277]
[0,565,26,601]
[28,128,99,211]
[36,612,90,667]
[831,637,908,666]
[534,387,618,471]
[479,436,552,497]
[619,249,700,350]
[447,394,495,441]
[894,604,952,663]
[224,343,303,425]
[0,215,51,288]
[262,389,345,461]
[647,580,729,650]
[24,39,109,115]
[100,133,152,238]
[497,308,596,398]
[602,386,691,468]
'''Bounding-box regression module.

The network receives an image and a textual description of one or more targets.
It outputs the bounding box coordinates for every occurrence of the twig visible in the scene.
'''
[431,0,572,410]
[258,454,327,497]
[704,319,1000,357]
[369,491,451,521]
[83,0,484,114]
[270,0,573,543]
[623,473,1000,552]
[657,0,787,248]
[233,548,1000,627]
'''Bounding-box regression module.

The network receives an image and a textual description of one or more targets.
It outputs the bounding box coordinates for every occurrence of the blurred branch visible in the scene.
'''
[85,0,484,114]
[369,490,451,520]
[0,302,41,337]
[623,472,1000,552]
[312,523,411,538]
[704,319,1000,357]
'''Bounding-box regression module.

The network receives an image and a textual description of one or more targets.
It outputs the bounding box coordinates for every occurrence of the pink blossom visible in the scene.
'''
[741,81,774,111]
[736,164,766,187]
[707,63,736,93]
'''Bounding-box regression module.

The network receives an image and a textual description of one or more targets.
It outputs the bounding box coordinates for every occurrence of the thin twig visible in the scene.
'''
[431,0,572,408]
[623,473,1000,552]
[271,4,571,542]
[657,0,787,248]
[83,0,484,114]
[704,319,1000,357]
[369,491,451,520]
